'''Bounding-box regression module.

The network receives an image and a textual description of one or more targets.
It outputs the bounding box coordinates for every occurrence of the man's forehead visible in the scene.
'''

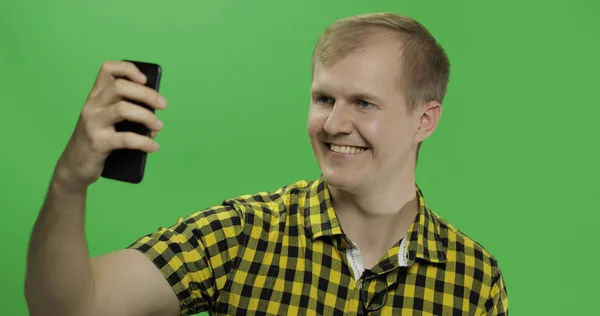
[311,55,402,102]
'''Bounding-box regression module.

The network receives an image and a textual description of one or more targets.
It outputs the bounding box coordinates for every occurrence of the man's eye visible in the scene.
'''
[317,95,335,104]
[358,100,375,109]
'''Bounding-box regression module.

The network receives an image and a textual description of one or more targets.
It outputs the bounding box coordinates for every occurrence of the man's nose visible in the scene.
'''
[323,103,353,135]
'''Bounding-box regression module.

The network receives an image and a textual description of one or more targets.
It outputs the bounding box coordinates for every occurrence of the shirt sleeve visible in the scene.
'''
[126,203,245,315]
[483,266,509,316]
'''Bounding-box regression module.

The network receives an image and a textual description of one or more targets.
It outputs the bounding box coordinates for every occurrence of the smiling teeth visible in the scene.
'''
[330,144,366,154]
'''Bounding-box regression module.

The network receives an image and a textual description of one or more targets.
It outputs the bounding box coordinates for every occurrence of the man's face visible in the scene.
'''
[307,42,431,192]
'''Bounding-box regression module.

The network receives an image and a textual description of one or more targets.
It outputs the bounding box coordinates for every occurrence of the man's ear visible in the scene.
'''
[415,101,442,143]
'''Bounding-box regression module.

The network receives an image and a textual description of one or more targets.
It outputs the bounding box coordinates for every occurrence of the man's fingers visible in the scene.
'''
[85,60,164,155]
[112,132,159,153]
[91,61,147,97]
[101,101,163,131]
[97,78,166,111]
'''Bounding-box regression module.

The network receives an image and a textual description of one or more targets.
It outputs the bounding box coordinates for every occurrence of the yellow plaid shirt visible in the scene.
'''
[128,178,508,315]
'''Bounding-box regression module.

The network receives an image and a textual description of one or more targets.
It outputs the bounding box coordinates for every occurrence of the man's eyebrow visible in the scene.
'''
[310,88,327,96]
[349,92,383,104]
[311,89,383,104]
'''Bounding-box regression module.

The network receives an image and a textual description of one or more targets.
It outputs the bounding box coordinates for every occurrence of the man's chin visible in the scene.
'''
[320,169,361,191]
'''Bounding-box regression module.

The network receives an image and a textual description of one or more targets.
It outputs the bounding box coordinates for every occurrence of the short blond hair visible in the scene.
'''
[311,12,450,112]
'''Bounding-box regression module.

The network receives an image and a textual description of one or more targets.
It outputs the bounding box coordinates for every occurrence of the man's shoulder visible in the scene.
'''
[223,179,316,213]
[186,179,317,225]
[428,209,501,269]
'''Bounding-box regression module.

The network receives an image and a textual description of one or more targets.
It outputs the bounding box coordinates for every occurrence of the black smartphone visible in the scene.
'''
[100,60,162,184]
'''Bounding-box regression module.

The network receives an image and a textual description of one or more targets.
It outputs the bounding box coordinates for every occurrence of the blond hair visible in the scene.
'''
[311,12,450,112]
[312,13,450,163]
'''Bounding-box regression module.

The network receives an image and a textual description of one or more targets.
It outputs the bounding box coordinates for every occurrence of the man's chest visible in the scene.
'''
[209,241,487,315]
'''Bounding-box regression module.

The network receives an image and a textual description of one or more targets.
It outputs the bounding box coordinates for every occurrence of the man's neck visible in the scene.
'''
[327,179,419,269]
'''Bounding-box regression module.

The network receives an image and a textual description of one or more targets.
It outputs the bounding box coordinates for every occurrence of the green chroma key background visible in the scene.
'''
[1,0,598,315]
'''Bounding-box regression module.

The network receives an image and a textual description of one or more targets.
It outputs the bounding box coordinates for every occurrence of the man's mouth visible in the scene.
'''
[325,142,369,155]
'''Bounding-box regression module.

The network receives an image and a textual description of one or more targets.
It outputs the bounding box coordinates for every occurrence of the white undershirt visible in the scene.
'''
[345,235,409,284]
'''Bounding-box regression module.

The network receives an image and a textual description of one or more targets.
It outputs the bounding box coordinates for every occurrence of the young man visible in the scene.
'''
[25,12,508,316]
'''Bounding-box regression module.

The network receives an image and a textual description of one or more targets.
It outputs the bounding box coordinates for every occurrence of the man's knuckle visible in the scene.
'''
[88,133,104,152]
[80,105,92,119]
[100,61,112,72]
[123,134,136,148]
[114,101,128,116]
[113,78,127,93]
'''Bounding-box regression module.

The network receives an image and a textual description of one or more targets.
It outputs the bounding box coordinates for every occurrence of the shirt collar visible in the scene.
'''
[303,178,343,239]
[405,186,447,265]
[304,177,447,265]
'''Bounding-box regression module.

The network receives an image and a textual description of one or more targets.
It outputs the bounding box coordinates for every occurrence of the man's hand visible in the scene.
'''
[55,60,167,192]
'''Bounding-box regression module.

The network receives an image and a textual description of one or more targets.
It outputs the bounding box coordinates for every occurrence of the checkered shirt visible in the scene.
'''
[128,178,508,315]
